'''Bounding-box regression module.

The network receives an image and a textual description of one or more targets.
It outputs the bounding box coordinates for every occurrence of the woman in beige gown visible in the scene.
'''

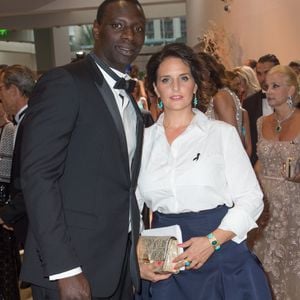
[253,65,300,300]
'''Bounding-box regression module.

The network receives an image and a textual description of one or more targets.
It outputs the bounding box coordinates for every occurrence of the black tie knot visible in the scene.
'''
[114,78,136,93]
[89,52,135,94]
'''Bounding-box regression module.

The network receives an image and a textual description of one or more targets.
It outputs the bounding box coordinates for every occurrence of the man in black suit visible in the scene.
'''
[20,1,146,299]
[0,65,34,244]
[243,54,280,165]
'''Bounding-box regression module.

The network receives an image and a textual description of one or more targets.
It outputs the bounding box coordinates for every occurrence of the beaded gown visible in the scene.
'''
[253,117,300,300]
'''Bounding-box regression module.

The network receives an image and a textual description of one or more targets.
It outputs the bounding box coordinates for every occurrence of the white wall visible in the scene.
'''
[0,41,36,70]
[187,0,300,67]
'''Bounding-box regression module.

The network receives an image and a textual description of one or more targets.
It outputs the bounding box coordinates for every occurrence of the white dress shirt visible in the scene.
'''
[49,65,137,281]
[137,109,263,243]
[99,66,137,167]
[13,104,28,145]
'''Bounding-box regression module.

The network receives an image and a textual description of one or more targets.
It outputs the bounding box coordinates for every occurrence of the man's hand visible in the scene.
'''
[58,273,91,300]
[0,217,14,231]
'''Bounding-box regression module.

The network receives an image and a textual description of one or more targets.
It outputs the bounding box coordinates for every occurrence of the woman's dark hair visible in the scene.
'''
[196,52,228,98]
[146,43,206,103]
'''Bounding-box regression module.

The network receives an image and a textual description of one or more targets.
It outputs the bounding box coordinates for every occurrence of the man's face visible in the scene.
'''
[256,61,276,91]
[93,1,145,72]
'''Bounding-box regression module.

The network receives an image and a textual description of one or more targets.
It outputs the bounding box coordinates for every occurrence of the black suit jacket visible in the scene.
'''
[0,117,28,246]
[20,56,144,297]
[243,90,264,165]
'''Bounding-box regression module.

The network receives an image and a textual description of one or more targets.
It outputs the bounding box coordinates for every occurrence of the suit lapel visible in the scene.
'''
[257,91,264,117]
[86,56,130,171]
[129,94,143,186]
[86,55,144,183]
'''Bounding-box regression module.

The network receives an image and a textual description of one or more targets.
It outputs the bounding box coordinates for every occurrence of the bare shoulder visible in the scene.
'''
[260,114,273,130]
[213,89,234,107]
[214,89,232,100]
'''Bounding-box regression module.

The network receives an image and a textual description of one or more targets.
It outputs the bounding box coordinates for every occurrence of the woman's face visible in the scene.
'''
[154,57,197,113]
[239,77,247,95]
[230,76,242,95]
[266,72,295,108]
[230,75,246,100]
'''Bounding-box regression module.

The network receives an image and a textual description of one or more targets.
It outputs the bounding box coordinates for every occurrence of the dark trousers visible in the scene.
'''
[0,227,20,300]
[31,236,133,300]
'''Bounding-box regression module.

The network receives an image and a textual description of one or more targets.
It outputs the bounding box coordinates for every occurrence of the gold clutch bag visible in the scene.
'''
[137,236,180,274]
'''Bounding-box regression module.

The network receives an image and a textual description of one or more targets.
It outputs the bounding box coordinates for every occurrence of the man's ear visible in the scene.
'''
[8,84,19,97]
[93,20,101,40]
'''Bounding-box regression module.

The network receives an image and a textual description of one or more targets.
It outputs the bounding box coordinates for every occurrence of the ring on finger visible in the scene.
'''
[184,259,192,267]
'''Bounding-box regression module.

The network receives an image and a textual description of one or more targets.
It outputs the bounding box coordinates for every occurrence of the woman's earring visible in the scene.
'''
[287,95,294,109]
[157,98,164,109]
[193,94,198,108]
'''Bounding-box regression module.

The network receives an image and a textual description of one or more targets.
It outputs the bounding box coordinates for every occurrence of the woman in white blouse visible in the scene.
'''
[136,43,272,300]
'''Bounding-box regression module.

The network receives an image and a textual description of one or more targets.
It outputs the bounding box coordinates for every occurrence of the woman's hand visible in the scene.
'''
[173,229,235,271]
[283,172,300,183]
[173,236,214,270]
[281,163,300,183]
[139,261,172,282]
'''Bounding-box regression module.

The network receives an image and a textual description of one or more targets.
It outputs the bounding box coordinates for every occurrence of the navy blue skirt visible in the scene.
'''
[136,206,272,300]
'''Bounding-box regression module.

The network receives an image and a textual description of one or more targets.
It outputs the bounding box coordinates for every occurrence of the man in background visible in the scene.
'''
[0,64,35,245]
[0,64,36,299]
[243,54,280,165]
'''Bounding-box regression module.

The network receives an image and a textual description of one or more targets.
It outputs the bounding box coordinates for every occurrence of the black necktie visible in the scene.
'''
[88,52,136,93]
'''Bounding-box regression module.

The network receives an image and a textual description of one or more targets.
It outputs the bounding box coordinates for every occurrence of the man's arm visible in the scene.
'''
[20,68,81,276]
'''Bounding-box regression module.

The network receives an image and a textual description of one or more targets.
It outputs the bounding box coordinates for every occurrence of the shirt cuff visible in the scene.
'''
[218,206,259,243]
[49,267,82,281]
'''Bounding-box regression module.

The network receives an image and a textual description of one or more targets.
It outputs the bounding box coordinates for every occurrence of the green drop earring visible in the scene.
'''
[193,94,198,107]
[157,98,164,109]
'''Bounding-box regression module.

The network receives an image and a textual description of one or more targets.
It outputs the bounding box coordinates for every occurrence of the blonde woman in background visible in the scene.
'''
[253,65,300,299]
[233,65,260,103]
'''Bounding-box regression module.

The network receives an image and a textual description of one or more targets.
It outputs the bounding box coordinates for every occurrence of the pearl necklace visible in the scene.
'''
[275,108,296,133]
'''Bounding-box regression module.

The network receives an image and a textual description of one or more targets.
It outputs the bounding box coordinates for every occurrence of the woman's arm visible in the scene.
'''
[243,110,252,157]
[254,159,262,176]
[219,126,264,242]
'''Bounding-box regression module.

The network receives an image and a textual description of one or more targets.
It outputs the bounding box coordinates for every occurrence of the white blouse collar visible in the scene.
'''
[156,108,209,134]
